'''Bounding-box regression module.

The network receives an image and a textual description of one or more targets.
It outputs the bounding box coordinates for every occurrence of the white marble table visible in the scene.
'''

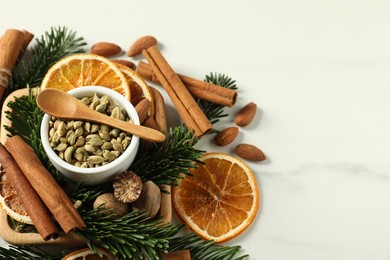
[1,1,390,259]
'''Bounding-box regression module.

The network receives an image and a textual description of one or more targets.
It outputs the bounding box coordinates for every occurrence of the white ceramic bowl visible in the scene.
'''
[40,86,140,185]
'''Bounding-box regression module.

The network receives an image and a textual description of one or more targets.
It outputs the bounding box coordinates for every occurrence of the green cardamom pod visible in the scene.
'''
[74,136,85,147]
[64,146,75,163]
[87,155,105,165]
[55,143,68,152]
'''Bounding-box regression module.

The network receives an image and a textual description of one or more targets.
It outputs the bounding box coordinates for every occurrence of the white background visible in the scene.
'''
[1,0,390,259]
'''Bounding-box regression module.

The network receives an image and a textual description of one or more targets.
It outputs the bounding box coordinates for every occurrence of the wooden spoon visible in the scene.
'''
[36,89,166,143]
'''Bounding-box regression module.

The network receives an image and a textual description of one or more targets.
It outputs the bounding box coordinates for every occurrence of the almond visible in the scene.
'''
[111,59,137,70]
[234,102,257,127]
[234,143,266,161]
[143,116,158,130]
[135,98,150,124]
[90,42,121,57]
[213,127,238,146]
[127,35,157,57]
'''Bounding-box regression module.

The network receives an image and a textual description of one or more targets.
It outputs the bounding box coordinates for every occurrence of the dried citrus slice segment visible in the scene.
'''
[0,166,32,224]
[172,152,260,243]
[62,247,115,260]
[40,54,130,100]
[115,63,154,117]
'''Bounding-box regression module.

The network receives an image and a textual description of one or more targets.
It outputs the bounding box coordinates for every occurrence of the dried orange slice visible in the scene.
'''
[40,54,130,100]
[115,63,155,117]
[172,152,260,243]
[62,247,115,260]
[0,166,32,224]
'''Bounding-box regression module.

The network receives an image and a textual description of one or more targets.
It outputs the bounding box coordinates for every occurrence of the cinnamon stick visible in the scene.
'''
[137,61,237,107]
[5,135,86,233]
[150,87,172,224]
[151,87,168,136]
[159,184,172,225]
[142,46,212,137]
[20,30,34,55]
[0,143,60,240]
[0,29,27,101]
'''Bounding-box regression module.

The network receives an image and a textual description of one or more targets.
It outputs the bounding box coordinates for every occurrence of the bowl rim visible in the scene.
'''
[40,86,140,175]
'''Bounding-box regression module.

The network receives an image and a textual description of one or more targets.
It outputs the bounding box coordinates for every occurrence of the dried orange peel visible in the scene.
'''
[40,53,130,100]
[115,62,155,117]
[62,247,116,260]
[172,152,260,243]
[0,167,32,224]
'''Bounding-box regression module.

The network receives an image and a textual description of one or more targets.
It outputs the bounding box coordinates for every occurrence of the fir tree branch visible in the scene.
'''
[70,182,111,204]
[77,209,179,259]
[130,125,205,186]
[8,26,86,92]
[196,72,237,126]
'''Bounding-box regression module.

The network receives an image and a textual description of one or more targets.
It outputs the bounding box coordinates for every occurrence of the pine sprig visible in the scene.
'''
[130,125,205,186]
[70,182,111,204]
[8,26,86,92]
[77,209,179,259]
[196,72,237,125]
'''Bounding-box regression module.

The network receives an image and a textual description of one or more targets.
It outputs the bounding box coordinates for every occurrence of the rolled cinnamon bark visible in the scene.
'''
[137,61,237,107]
[20,30,34,55]
[151,87,168,136]
[5,135,86,233]
[0,29,27,101]
[142,46,212,137]
[151,87,172,224]
[0,143,60,240]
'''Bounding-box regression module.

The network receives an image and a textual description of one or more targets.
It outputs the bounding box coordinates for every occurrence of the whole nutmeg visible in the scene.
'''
[132,181,161,218]
[113,171,143,203]
[213,127,238,146]
[93,193,130,217]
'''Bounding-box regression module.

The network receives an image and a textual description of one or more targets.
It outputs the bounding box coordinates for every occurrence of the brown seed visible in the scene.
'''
[234,143,266,161]
[90,42,121,57]
[127,35,157,57]
[131,181,161,218]
[143,116,158,130]
[135,98,150,124]
[111,59,137,70]
[234,102,257,127]
[93,193,129,217]
[213,127,238,146]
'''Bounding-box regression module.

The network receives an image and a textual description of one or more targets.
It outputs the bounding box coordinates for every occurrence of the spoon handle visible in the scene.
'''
[110,118,166,143]
[78,106,166,143]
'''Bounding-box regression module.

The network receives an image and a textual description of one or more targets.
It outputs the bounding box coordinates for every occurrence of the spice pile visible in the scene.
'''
[0,27,266,259]
[48,93,133,168]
